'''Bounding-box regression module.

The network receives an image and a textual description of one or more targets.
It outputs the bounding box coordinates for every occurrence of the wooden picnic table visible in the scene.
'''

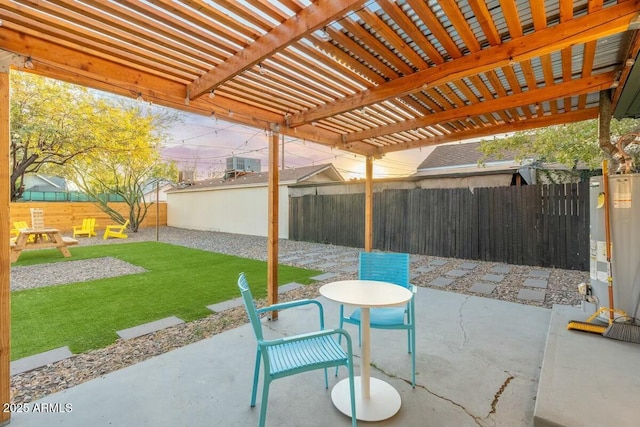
[10,228,78,262]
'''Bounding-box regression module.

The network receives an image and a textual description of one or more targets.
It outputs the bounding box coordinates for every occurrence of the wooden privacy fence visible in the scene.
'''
[289,183,590,270]
[10,202,167,234]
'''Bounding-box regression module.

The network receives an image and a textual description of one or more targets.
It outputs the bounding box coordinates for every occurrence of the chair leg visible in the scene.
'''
[323,368,329,389]
[410,327,416,388]
[251,350,261,407]
[347,361,357,427]
[259,378,270,427]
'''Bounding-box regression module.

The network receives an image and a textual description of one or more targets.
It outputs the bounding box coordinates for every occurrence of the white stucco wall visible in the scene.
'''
[167,184,290,238]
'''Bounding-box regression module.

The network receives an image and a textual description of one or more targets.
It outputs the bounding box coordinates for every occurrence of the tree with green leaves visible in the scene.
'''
[70,153,177,232]
[479,118,640,175]
[64,101,178,232]
[10,70,179,230]
[9,71,113,201]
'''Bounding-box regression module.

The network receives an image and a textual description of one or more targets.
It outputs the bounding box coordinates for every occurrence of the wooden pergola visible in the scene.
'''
[1,1,639,421]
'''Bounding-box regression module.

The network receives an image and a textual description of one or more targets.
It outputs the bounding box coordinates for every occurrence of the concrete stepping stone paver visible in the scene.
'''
[117,316,184,340]
[305,252,325,258]
[278,282,304,293]
[491,266,511,274]
[338,265,359,273]
[410,272,420,280]
[429,259,449,266]
[524,278,548,289]
[316,262,339,269]
[310,272,338,281]
[279,256,301,263]
[430,277,454,287]
[528,270,551,278]
[469,283,497,295]
[458,262,478,270]
[415,266,435,273]
[446,269,469,277]
[342,256,359,263]
[11,346,73,375]
[517,288,546,302]
[482,274,504,282]
[296,258,318,266]
[207,297,243,313]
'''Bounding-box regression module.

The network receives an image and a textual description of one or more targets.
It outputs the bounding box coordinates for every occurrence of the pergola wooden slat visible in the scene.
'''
[1,1,640,422]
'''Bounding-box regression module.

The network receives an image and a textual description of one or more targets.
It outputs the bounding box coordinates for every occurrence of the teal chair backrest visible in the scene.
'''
[238,273,265,341]
[359,252,410,288]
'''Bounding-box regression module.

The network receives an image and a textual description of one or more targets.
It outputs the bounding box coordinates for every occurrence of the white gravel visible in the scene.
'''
[11,257,147,291]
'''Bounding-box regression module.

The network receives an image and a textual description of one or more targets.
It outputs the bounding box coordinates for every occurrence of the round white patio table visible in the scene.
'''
[319,279,413,421]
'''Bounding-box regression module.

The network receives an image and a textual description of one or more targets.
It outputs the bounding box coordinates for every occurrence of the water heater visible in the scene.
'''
[589,173,640,320]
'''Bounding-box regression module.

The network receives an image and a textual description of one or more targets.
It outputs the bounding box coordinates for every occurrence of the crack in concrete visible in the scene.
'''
[489,372,514,415]
[459,296,470,347]
[262,320,288,335]
[369,362,483,427]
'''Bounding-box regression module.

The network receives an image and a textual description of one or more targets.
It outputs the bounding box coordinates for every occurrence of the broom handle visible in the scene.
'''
[603,159,615,323]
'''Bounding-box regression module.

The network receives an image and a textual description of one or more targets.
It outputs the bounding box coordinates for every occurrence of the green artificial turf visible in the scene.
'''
[11,242,320,360]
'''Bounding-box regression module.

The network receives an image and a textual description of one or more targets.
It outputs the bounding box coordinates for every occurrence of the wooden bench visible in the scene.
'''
[11,229,78,262]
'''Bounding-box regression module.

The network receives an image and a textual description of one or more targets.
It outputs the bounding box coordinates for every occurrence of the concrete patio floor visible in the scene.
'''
[9,286,553,427]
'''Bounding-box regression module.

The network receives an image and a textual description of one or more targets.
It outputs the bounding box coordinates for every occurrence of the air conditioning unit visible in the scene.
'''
[226,156,261,173]
[178,170,195,183]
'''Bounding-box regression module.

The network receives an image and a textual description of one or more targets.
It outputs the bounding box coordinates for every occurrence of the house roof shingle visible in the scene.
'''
[416,142,517,171]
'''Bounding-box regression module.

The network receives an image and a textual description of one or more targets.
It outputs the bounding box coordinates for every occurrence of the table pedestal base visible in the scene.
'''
[331,376,401,421]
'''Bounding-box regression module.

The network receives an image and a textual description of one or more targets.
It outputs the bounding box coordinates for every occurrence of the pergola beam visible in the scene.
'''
[187,0,367,99]
[345,72,615,143]
[290,1,640,126]
[0,28,347,150]
[375,108,599,155]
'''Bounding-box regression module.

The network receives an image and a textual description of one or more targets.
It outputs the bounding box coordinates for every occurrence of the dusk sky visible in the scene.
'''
[160,111,436,181]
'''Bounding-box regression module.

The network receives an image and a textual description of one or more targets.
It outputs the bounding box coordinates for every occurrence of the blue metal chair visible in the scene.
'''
[237,273,357,427]
[338,252,416,387]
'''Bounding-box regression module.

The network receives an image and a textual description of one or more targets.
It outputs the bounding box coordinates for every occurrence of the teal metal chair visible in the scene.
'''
[237,273,357,427]
[338,252,416,387]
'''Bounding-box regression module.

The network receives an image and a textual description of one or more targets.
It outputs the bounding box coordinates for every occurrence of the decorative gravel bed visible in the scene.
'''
[11,257,147,291]
[9,227,588,405]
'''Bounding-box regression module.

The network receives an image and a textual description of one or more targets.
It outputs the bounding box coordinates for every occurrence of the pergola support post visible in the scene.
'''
[1,70,11,425]
[364,156,373,252]
[598,89,615,157]
[267,125,280,320]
